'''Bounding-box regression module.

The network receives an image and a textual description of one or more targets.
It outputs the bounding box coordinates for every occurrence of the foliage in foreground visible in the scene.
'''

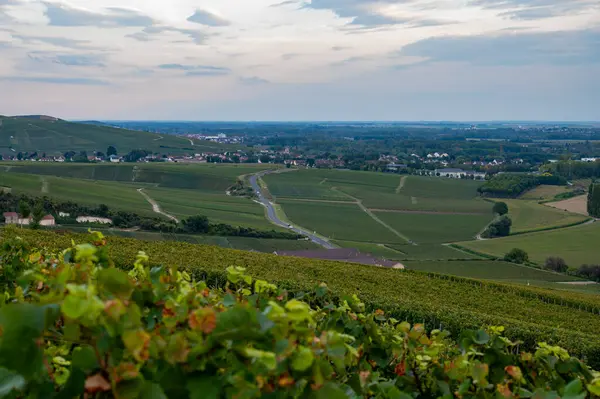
[0,234,599,398]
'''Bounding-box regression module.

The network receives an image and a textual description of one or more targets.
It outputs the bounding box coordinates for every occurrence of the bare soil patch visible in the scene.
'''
[546,195,589,216]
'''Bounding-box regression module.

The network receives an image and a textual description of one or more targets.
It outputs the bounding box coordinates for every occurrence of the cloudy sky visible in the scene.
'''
[1,0,599,121]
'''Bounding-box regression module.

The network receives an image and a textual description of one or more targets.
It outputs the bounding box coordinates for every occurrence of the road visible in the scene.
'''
[137,188,180,223]
[249,171,336,249]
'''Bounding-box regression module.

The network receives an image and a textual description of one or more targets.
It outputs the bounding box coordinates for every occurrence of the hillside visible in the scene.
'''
[0,115,234,156]
[5,227,600,368]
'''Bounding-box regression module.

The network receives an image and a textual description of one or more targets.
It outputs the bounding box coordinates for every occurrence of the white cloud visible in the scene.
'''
[0,0,599,120]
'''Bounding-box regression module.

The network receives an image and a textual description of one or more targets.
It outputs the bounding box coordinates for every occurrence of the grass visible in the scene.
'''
[278,200,404,244]
[374,212,493,244]
[403,260,581,283]
[502,199,589,233]
[0,116,237,156]
[389,244,484,260]
[458,222,600,267]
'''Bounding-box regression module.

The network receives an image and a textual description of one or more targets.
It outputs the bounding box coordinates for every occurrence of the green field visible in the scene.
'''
[403,260,580,283]
[3,163,273,192]
[279,200,404,243]
[64,226,317,252]
[519,185,571,200]
[502,199,589,233]
[0,172,157,216]
[144,187,279,230]
[266,170,492,213]
[0,116,236,155]
[374,212,492,244]
[459,222,600,267]
[389,244,483,260]
[332,240,407,259]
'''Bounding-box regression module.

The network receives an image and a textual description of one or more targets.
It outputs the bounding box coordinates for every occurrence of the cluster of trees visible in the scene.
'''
[588,183,600,218]
[478,173,567,197]
[503,249,600,283]
[546,160,600,179]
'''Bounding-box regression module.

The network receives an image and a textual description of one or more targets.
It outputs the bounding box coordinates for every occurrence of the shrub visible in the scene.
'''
[588,183,600,218]
[504,248,529,264]
[0,233,599,398]
[576,264,600,282]
[545,257,569,273]
[482,215,512,238]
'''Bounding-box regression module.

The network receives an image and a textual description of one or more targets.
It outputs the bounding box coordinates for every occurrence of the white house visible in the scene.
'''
[59,212,70,217]
[3,212,55,226]
[76,216,113,225]
[581,158,598,163]
[435,168,486,179]
[109,155,121,163]
[3,212,18,224]
[40,215,55,226]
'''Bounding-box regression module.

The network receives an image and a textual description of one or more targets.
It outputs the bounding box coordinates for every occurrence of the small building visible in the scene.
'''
[3,212,18,224]
[386,163,408,172]
[435,168,486,180]
[76,216,113,225]
[40,215,55,226]
[581,158,598,163]
[59,212,70,217]
[109,155,121,163]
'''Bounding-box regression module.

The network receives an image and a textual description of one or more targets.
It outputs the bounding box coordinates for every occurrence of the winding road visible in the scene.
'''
[249,171,336,249]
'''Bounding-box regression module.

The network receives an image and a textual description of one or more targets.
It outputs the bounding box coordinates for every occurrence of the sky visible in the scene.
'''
[0,0,599,121]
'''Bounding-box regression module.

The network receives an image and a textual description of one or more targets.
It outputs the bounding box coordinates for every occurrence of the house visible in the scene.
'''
[59,212,70,217]
[109,155,121,163]
[386,163,408,172]
[3,212,18,224]
[435,168,486,179]
[274,248,404,269]
[76,216,113,225]
[581,158,598,163]
[40,215,55,226]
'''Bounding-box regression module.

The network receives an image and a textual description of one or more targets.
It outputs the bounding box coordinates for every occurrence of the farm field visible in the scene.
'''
[278,200,404,243]
[332,240,406,259]
[458,222,600,267]
[144,187,280,230]
[374,212,492,244]
[403,260,580,283]
[0,172,156,216]
[64,226,317,252]
[546,195,589,216]
[519,185,571,200]
[502,199,589,233]
[389,244,483,260]
[2,162,273,192]
[265,169,492,213]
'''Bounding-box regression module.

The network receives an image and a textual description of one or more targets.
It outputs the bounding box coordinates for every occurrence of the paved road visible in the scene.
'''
[249,172,336,249]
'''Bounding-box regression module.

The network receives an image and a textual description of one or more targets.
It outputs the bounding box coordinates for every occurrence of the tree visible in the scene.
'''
[107,146,117,157]
[493,201,509,216]
[30,202,45,230]
[504,248,529,264]
[183,215,209,233]
[588,183,600,218]
[18,200,30,218]
[544,257,568,273]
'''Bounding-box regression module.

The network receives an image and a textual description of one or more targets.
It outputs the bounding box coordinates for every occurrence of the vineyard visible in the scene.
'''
[4,227,600,368]
[1,233,599,397]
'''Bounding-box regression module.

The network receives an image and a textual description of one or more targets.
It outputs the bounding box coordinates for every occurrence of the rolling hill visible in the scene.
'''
[0,115,234,156]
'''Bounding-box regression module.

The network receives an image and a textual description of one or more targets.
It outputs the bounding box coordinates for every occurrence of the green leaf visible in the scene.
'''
[97,268,134,297]
[473,330,490,345]
[71,346,99,373]
[311,382,350,399]
[138,382,167,399]
[292,346,315,372]
[564,379,582,396]
[0,368,25,397]
[222,293,236,307]
[55,368,85,399]
[0,304,53,378]
[187,376,220,399]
